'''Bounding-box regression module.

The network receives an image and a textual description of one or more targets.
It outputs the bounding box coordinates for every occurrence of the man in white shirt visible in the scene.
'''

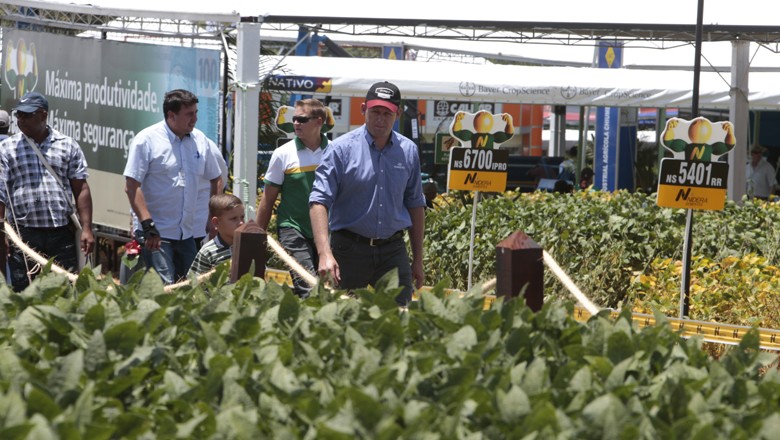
[746,145,776,200]
[124,89,223,284]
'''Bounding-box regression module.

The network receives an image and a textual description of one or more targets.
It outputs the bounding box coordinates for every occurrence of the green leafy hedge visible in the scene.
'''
[2,268,780,438]
[426,191,780,308]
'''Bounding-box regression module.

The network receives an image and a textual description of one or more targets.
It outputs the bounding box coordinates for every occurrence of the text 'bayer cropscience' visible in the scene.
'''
[45,70,159,112]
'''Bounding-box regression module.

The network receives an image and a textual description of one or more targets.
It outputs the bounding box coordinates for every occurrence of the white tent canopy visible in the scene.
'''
[262,55,780,110]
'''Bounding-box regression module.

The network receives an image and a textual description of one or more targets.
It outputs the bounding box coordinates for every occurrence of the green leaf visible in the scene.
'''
[496,385,531,422]
[232,316,260,340]
[278,292,300,328]
[103,321,141,356]
[215,406,260,438]
[12,307,48,350]
[582,394,628,435]
[270,361,300,395]
[200,321,227,353]
[569,366,592,393]
[32,305,73,336]
[83,422,116,440]
[757,412,780,439]
[347,388,383,431]
[69,381,96,430]
[520,358,548,396]
[0,345,29,384]
[446,325,478,359]
[0,424,34,440]
[129,299,162,330]
[0,388,27,427]
[138,270,166,299]
[518,401,558,434]
[84,331,108,374]
[84,304,105,333]
[99,367,150,398]
[176,412,209,438]
[26,387,61,420]
[221,378,256,409]
[606,330,635,364]
[164,371,191,400]
[47,349,84,398]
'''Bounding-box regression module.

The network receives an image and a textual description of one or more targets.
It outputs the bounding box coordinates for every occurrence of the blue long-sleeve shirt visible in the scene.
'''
[309,125,425,239]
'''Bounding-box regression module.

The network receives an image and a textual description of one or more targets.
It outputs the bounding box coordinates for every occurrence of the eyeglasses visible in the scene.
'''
[14,111,40,119]
[292,115,314,124]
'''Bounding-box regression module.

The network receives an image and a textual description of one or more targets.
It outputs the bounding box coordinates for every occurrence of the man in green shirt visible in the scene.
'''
[257,99,329,298]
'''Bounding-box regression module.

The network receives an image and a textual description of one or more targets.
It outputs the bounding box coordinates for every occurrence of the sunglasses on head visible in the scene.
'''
[292,115,314,124]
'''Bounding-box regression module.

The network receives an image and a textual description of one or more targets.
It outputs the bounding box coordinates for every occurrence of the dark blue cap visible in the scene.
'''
[13,92,48,113]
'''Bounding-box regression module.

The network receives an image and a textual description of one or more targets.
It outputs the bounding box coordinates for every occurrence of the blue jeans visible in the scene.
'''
[278,227,318,299]
[9,226,77,292]
[135,231,196,285]
[330,230,413,305]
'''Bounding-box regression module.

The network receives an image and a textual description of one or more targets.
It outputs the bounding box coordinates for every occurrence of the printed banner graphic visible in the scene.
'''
[1,28,221,231]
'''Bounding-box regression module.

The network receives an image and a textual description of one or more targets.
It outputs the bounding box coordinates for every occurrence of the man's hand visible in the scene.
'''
[141,219,161,250]
[317,252,340,287]
[80,228,95,256]
[412,258,424,290]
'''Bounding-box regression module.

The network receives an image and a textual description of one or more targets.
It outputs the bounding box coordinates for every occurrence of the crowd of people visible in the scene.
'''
[0,82,427,306]
[4,81,775,300]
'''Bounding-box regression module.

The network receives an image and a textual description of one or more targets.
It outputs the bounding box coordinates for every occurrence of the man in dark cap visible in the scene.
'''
[309,82,426,306]
[0,92,94,291]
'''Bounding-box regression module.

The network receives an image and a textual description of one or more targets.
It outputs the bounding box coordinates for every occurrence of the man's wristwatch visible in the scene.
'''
[141,219,160,240]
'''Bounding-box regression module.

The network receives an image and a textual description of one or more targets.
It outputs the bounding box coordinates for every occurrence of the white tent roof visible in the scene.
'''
[263,55,780,110]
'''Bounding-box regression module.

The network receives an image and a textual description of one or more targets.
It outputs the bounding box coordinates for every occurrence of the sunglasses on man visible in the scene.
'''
[292,115,317,124]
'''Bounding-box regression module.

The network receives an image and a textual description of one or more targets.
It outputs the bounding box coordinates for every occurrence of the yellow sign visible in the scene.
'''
[656,158,729,211]
[447,147,508,192]
[448,169,508,192]
[657,185,727,210]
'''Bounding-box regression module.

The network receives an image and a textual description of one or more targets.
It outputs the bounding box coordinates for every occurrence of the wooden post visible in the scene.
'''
[495,231,543,311]
[230,220,266,283]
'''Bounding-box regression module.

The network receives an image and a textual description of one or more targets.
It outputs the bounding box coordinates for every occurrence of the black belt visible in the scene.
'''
[335,229,404,247]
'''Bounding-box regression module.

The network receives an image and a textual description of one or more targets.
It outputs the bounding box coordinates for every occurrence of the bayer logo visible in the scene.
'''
[561,86,577,100]
[459,82,476,97]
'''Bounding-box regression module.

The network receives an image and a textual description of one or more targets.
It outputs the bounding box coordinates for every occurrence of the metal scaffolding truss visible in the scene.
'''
[256,17,780,46]
[2,1,780,46]
[0,1,233,40]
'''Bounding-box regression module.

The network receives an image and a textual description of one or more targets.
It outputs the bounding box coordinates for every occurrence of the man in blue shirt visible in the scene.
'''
[309,82,426,305]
